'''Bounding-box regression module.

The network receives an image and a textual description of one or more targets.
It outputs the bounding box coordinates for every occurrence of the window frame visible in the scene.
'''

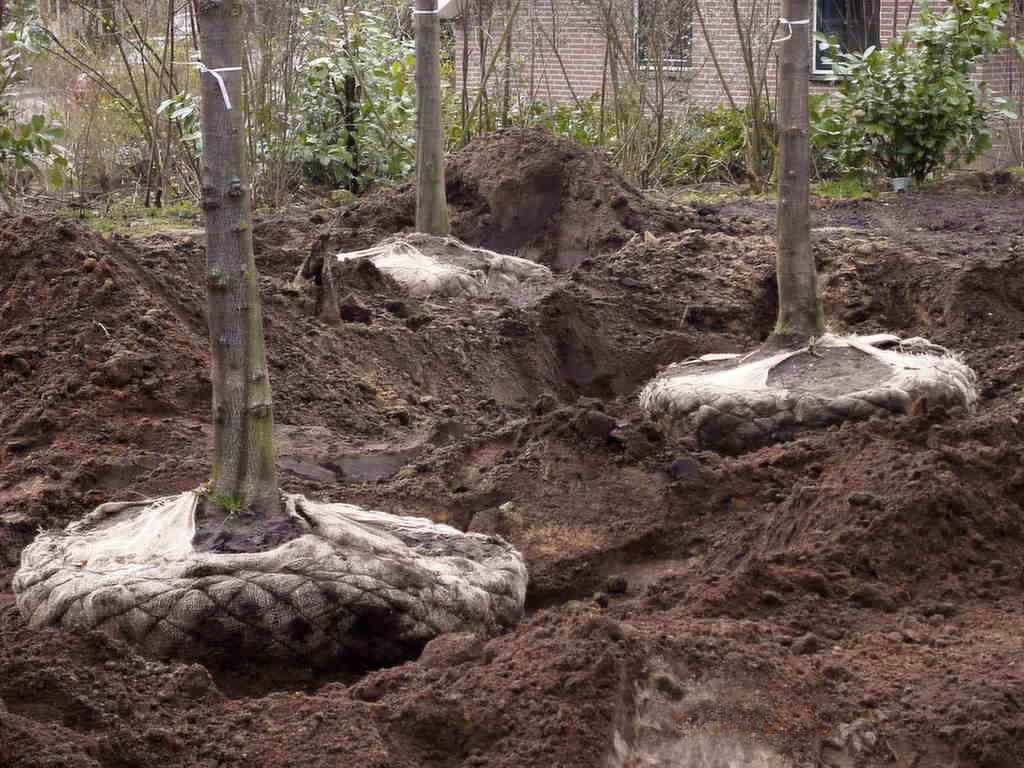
[813,0,840,76]
[812,0,881,76]
[634,0,695,74]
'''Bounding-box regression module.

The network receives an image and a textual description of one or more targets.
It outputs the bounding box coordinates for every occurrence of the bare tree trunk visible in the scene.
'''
[197,0,280,516]
[460,7,470,144]
[344,73,359,192]
[415,0,449,234]
[598,41,608,144]
[775,0,823,338]
[501,0,513,126]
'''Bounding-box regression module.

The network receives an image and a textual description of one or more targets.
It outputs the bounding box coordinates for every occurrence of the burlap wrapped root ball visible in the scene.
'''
[334,233,552,301]
[13,493,528,665]
[640,333,977,453]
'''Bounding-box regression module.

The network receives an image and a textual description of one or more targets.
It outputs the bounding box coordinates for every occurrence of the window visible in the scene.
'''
[636,0,694,71]
[814,0,880,73]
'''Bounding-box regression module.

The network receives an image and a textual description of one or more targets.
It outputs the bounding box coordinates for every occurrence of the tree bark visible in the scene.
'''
[415,0,450,234]
[344,73,359,193]
[460,9,470,145]
[775,0,824,338]
[197,0,279,516]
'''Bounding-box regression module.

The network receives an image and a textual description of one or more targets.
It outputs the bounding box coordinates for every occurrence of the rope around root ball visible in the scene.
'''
[640,333,977,453]
[14,492,527,664]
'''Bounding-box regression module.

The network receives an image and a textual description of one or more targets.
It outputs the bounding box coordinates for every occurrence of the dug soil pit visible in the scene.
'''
[310,128,714,269]
[2,151,1024,767]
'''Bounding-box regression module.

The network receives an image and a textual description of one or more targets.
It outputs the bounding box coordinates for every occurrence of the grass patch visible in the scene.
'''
[56,196,200,235]
[813,174,878,200]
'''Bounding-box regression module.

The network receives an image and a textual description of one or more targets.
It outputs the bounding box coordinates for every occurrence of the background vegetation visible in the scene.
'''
[0,0,1020,217]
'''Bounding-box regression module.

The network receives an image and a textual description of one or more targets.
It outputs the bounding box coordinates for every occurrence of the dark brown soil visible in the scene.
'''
[767,346,893,396]
[310,128,721,270]
[192,497,306,554]
[2,140,1024,768]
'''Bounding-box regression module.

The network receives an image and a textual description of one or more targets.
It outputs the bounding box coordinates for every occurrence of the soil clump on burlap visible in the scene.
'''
[2,141,1024,767]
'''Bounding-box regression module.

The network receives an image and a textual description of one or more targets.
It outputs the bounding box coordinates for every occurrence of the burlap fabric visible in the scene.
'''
[335,233,551,299]
[640,334,976,452]
[14,493,528,663]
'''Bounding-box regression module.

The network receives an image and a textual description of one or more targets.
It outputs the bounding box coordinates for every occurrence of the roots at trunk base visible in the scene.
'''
[12,492,528,666]
[640,334,977,454]
[192,496,307,555]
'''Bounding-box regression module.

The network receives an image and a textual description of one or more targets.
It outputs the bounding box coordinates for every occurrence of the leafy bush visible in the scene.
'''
[448,98,766,188]
[628,105,777,188]
[156,93,202,161]
[448,99,772,188]
[510,96,606,149]
[814,173,876,198]
[0,19,66,203]
[296,9,416,190]
[813,0,1012,181]
[673,106,750,184]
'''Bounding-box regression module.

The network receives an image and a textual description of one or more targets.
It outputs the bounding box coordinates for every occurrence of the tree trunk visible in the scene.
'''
[344,73,359,193]
[415,0,449,234]
[197,0,279,516]
[460,9,470,145]
[775,0,823,338]
[501,0,512,127]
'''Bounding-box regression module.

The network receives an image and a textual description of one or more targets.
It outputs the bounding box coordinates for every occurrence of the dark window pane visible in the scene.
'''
[638,0,693,69]
[815,0,880,70]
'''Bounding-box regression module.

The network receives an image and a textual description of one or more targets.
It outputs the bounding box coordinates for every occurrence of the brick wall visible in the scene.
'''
[451,0,608,108]
[451,0,1019,160]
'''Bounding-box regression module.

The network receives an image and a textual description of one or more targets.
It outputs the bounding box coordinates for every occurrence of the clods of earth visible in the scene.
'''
[2,130,1024,767]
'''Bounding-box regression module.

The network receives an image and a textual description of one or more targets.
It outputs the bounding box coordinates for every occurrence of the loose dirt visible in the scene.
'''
[309,128,718,269]
[1,134,1023,767]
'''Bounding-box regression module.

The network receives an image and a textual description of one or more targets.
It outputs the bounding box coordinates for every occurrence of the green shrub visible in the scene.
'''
[814,174,876,198]
[511,96,606,149]
[813,0,1013,181]
[156,92,202,160]
[674,106,749,184]
[444,94,606,152]
[0,19,67,202]
[296,9,416,190]
[451,101,777,189]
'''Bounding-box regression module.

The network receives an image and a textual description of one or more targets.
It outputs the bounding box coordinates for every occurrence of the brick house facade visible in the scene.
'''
[440,0,1021,163]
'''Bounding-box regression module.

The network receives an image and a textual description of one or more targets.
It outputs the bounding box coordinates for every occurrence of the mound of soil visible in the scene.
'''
[2,152,1024,768]
[312,129,710,269]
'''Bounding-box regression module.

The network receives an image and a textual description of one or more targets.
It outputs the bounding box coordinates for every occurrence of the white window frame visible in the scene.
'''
[812,0,881,76]
[634,0,695,73]
[812,0,838,76]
